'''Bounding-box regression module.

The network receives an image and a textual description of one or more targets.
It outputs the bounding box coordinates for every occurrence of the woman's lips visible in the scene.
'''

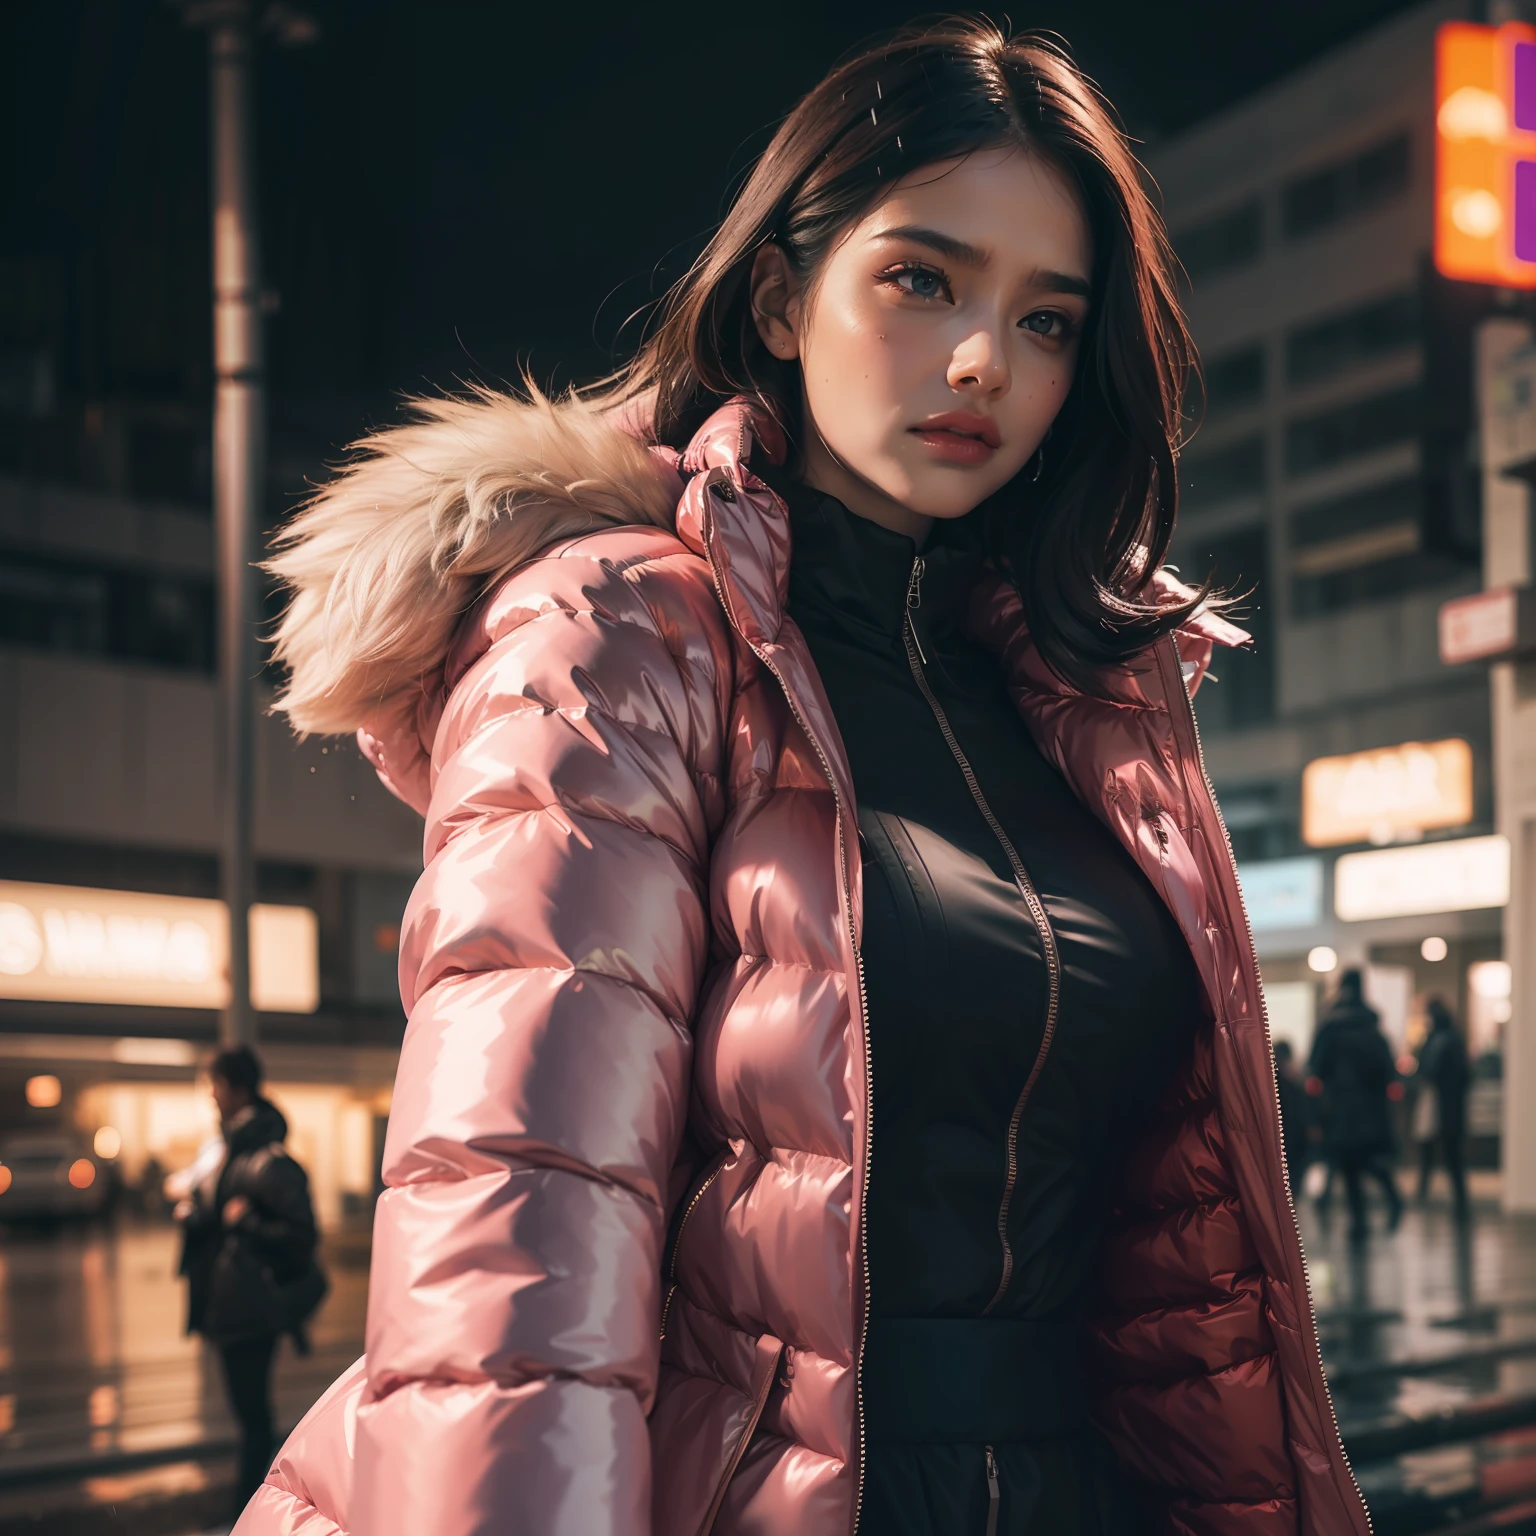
[909,427,999,466]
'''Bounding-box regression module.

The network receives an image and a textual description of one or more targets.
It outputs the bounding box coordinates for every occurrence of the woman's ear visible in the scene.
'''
[749,244,803,361]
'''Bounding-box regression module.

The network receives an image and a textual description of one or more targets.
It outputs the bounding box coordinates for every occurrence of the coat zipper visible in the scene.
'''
[900,555,1062,1316]
[984,1445,1000,1536]
[696,474,876,1535]
[659,1152,732,1342]
[1162,636,1370,1531]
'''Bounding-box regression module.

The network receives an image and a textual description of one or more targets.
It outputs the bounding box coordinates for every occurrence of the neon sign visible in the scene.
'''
[1436,21,1536,287]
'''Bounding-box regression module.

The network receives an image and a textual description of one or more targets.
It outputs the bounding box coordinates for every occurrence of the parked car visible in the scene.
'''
[0,1134,111,1222]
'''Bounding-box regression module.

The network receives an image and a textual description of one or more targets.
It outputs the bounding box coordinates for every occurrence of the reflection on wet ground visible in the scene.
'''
[5,1191,1536,1531]
[1306,1184,1536,1532]
[0,1217,364,1531]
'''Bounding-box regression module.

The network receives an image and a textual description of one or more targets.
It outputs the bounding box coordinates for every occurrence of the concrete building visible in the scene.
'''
[1150,0,1509,1120]
[0,429,424,1224]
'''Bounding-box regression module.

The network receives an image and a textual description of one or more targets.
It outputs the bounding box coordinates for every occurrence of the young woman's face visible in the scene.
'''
[752,146,1092,541]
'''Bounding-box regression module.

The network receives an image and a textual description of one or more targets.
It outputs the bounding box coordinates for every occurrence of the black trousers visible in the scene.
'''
[1337,1152,1403,1236]
[1418,1132,1469,1216]
[218,1334,278,1514]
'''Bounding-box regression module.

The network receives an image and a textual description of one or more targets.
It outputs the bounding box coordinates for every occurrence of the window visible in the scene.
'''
[1288,477,1469,616]
[1183,525,1275,730]
[1174,200,1263,282]
[1285,384,1420,476]
[1181,434,1266,512]
[127,423,211,508]
[0,553,214,672]
[1281,132,1411,239]
[1197,345,1266,419]
[1286,290,1419,388]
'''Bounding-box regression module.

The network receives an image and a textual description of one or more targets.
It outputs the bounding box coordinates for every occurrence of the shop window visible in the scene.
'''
[1282,131,1411,240]
[1285,384,1420,477]
[1286,290,1419,388]
[1181,434,1266,512]
[1174,199,1263,283]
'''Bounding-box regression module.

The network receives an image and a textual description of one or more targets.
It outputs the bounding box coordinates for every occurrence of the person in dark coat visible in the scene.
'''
[176,1047,324,1515]
[1308,970,1404,1240]
[1416,997,1471,1220]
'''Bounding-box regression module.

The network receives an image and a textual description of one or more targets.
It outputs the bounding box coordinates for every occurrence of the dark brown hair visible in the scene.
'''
[600,17,1212,690]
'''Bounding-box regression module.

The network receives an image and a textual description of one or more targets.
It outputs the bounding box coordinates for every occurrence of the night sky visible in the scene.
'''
[4,0,1423,479]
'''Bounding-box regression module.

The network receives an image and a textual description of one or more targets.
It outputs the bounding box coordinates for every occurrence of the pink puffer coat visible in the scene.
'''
[239,394,1371,1536]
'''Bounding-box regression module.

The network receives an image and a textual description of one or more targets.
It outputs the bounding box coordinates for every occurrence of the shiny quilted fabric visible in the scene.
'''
[236,400,1370,1536]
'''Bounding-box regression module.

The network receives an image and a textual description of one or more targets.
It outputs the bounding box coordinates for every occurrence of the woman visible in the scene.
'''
[239,20,1368,1536]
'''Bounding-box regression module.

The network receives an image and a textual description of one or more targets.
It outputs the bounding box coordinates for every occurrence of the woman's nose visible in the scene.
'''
[946,330,1010,394]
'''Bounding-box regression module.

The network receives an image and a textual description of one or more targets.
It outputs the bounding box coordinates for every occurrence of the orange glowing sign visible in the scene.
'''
[1436,21,1536,287]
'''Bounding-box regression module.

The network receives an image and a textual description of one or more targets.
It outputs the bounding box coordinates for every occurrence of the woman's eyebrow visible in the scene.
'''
[1037,269,1091,299]
[872,225,1090,298]
[872,224,990,269]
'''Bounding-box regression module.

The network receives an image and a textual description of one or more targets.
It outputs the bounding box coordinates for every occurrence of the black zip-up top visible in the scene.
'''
[782,482,1201,1535]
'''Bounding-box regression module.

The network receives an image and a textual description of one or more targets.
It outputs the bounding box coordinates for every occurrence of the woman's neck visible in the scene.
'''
[798,423,933,548]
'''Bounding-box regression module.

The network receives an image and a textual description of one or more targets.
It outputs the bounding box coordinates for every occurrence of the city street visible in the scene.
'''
[0,1219,365,1534]
[1,1186,1535,1533]
[6,2,1536,1532]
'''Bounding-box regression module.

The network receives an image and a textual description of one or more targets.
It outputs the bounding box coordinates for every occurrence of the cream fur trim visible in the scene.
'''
[266,386,674,736]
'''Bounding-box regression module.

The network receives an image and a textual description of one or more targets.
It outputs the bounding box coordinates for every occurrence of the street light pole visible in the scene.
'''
[199,0,264,1047]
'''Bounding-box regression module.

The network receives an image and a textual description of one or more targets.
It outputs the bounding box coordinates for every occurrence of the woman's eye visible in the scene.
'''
[1020,310,1076,340]
[879,263,952,302]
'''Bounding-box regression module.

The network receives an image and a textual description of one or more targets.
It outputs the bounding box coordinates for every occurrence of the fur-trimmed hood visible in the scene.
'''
[267,387,678,739]
[268,387,1247,787]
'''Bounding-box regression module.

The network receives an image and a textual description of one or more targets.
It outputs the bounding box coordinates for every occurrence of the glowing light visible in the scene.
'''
[1308,946,1339,974]
[1302,739,1474,848]
[1449,187,1504,237]
[24,1075,61,1109]
[67,1159,95,1190]
[93,1126,121,1160]
[87,1385,118,1427]
[1439,85,1508,140]
[1421,936,1450,962]
[1471,959,1513,998]
[1435,21,1536,287]
[0,1167,13,1195]
[1397,1054,1419,1074]
[1334,836,1511,922]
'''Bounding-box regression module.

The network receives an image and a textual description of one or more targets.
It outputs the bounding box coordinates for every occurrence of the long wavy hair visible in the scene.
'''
[598,17,1213,689]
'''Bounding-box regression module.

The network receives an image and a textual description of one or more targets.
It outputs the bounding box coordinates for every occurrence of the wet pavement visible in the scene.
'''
[3,1182,1536,1532]
[0,1217,365,1533]
[1306,1175,1536,1533]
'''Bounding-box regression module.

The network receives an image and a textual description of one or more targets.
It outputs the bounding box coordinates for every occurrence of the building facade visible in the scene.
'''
[0,453,423,1225]
[1150,0,1507,1116]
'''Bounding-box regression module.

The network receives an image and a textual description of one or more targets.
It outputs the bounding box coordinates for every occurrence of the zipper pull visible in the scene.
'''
[906,556,929,666]
[984,1445,1000,1536]
[906,555,926,610]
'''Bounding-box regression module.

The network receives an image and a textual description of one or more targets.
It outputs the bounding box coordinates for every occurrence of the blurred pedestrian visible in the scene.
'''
[1415,997,1471,1221]
[174,1047,326,1517]
[1273,1038,1306,1191]
[1308,969,1404,1240]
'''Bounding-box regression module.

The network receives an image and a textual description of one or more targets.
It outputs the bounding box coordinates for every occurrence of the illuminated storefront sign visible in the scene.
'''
[0,882,318,1012]
[1334,834,1510,922]
[1302,738,1473,848]
[1237,857,1324,931]
[1435,21,1536,288]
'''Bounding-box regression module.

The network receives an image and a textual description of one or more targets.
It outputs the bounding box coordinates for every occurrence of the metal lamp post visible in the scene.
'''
[191,0,264,1047]
[178,0,292,1046]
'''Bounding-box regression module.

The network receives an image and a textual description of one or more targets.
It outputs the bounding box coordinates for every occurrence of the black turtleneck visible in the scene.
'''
[782,483,1199,1535]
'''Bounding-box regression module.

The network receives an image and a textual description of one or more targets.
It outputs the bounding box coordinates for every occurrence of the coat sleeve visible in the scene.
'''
[353,542,732,1536]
